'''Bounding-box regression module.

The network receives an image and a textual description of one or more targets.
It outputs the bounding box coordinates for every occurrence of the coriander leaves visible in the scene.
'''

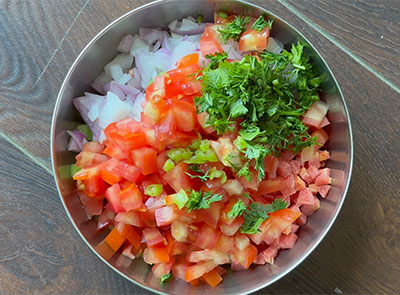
[251,15,273,31]
[196,42,321,180]
[240,199,288,234]
[218,16,251,43]
[185,190,222,212]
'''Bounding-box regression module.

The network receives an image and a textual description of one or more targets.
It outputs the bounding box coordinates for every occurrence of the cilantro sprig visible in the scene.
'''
[195,42,321,180]
[240,199,288,234]
[185,190,222,212]
[251,15,273,31]
[218,16,251,43]
[160,272,171,284]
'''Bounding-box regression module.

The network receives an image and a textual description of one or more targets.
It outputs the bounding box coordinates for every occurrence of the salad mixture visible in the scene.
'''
[68,13,331,287]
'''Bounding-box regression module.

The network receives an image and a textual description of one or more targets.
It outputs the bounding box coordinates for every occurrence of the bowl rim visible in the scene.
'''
[50,0,353,294]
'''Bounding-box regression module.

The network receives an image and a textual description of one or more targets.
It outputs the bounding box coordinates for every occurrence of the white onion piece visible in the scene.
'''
[127,68,143,90]
[168,19,178,30]
[105,63,123,81]
[186,33,203,43]
[181,19,199,31]
[67,130,87,152]
[152,39,162,52]
[266,37,284,54]
[139,28,164,45]
[118,73,131,85]
[113,54,134,70]
[130,35,150,57]
[221,40,243,60]
[127,92,145,121]
[136,50,171,88]
[91,72,111,94]
[117,34,135,53]
[98,92,131,129]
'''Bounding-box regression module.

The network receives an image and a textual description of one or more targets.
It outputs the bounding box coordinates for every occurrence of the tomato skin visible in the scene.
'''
[75,151,108,168]
[176,53,200,68]
[232,244,257,269]
[105,183,124,213]
[194,224,221,250]
[155,206,178,226]
[163,162,193,193]
[131,147,157,175]
[199,25,224,57]
[171,100,198,132]
[198,202,223,229]
[143,228,167,247]
[238,28,270,52]
[185,260,218,282]
[119,183,144,211]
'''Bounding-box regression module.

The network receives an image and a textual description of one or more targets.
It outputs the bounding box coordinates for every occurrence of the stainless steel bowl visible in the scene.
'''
[51,0,353,294]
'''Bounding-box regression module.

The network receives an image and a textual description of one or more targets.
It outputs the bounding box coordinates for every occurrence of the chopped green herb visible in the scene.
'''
[240,199,288,234]
[144,184,163,197]
[186,167,210,182]
[185,190,222,212]
[196,14,204,23]
[160,272,172,284]
[205,52,228,69]
[227,199,247,219]
[251,15,273,31]
[218,16,251,43]
[195,42,321,180]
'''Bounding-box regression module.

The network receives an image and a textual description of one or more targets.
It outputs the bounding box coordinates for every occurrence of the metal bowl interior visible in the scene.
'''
[51,0,353,294]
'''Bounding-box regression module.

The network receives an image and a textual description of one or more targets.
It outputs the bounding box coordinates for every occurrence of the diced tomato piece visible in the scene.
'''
[219,217,243,236]
[170,100,198,132]
[156,109,176,141]
[202,268,223,287]
[214,234,235,254]
[318,184,331,198]
[188,249,228,263]
[131,147,157,175]
[264,155,280,179]
[171,219,190,242]
[195,224,221,250]
[177,53,200,68]
[278,232,298,249]
[143,245,170,264]
[259,178,288,194]
[78,190,103,217]
[145,195,166,210]
[302,101,329,128]
[198,202,223,229]
[254,247,278,265]
[290,160,301,175]
[164,162,193,193]
[319,116,330,128]
[277,160,292,178]
[234,233,250,251]
[185,260,218,282]
[312,129,329,146]
[143,228,167,247]
[315,173,332,186]
[299,167,314,184]
[301,196,320,216]
[301,145,318,162]
[81,141,104,153]
[103,141,128,160]
[105,183,124,213]
[152,259,174,278]
[140,209,156,227]
[155,206,178,226]
[238,28,270,52]
[104,227,126,252]
[171,241,190,256]
[172,263,188,281]
[75,151,108,168]
[222,179,244,196]
[319,150,330,162]
[232,244,257,269]
[199,26,224,57]
[119,183,143,211]
[197,112,214,134]
[115,211,145,227]
[307,165,321,181]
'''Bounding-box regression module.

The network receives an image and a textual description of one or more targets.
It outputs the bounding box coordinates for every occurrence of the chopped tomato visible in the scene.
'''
[131,147,157,175]
[163,162,193,192]
[202,268,222,287]
[238,28,270,52]
[195,224,221,250]
[177,53,200,68]
[171,100,198,132]
[199,25,224,57]
[155,206,178,226]
[143,228,167,247]
[105,183,124,213]
[119,183,143,211]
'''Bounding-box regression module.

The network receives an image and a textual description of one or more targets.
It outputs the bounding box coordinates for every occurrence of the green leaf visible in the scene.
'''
[227,199,246,218]
[251,15,273,31]
[218,16,251,43]
[185,190,222,212]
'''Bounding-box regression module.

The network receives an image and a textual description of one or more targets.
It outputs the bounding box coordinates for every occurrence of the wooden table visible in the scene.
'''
[1,0,399,294]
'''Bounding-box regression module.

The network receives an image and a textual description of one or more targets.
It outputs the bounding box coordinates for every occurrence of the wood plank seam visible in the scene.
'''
[32,0,91,88]
[0,130,52,175]
[277,0,400,95]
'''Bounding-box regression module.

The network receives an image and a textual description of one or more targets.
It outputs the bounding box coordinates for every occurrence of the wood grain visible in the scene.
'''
[0,0,399,294]
[282,0,400,89]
